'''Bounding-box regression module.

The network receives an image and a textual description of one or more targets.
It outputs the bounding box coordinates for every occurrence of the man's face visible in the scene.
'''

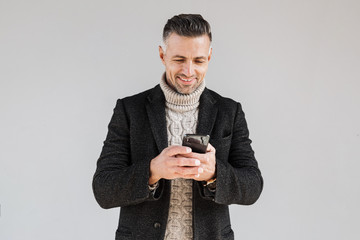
[159,33,212,94]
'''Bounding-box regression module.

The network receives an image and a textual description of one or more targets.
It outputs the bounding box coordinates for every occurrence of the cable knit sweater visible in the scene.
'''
[160,75,205,240]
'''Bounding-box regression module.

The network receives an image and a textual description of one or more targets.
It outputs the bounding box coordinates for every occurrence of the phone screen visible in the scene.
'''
[182,134,210,153]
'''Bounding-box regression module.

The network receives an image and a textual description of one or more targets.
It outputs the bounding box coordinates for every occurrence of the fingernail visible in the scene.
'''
[195,174,200,178]
[195,160,200,166]
[186,147,192,153]
[198,168,203,173]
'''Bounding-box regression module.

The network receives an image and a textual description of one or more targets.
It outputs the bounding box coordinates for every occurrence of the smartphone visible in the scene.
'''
[182,134,210,153]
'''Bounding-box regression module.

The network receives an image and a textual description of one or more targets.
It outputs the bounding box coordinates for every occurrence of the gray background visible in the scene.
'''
[1,0,359,239]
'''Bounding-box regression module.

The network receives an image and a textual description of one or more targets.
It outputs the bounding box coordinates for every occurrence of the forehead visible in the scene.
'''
[165,33,211,57]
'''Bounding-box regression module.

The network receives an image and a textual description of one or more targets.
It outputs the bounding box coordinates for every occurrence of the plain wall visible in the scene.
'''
[1,0,359,239]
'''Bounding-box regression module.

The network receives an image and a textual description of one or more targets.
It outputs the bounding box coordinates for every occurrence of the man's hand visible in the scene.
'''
[149,144,216,185]
[179,143,216,182]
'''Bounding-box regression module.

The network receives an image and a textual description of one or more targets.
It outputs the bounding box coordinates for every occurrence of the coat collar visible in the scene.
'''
[146,85,218,153]
[146,85,168,153]
[196,88,218,136]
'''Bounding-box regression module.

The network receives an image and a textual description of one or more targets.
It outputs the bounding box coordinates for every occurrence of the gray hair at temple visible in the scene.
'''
[161,14,212,52]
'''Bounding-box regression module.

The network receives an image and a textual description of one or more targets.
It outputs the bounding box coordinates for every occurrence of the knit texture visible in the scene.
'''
[160,74,205,240]
[160,74,205,113]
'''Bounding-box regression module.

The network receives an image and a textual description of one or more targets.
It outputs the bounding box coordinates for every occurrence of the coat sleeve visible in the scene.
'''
[92,99,163,209]
[201,102,263,205]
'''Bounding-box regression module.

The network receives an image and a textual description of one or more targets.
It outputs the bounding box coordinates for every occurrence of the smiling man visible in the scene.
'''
[93,14,263,240]
[159,32,211,94]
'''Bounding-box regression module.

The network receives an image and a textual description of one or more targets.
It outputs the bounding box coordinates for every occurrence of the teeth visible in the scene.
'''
[179,77,193,82]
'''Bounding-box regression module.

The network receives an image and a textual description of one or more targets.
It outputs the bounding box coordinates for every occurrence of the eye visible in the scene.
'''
[195,60,205,64]
[174,59,184,63]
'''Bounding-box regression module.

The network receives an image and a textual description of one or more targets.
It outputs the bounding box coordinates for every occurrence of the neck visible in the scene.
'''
[160,73,205,112]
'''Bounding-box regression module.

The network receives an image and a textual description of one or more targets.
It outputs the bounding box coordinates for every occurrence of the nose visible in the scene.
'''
[183,61,195,77]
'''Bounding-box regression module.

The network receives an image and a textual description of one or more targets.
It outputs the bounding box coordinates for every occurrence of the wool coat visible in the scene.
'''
[92,84,263,240]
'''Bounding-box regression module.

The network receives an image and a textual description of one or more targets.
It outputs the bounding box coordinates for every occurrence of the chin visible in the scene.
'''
[177,87,195,94]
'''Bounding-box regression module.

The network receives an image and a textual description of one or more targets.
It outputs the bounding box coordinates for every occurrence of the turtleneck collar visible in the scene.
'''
[159,73,206,112]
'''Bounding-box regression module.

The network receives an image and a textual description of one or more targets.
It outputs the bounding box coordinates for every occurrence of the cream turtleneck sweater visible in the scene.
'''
[160,74,205,240]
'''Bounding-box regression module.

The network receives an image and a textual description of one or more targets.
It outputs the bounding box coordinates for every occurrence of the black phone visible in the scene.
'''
[182,134,210,153]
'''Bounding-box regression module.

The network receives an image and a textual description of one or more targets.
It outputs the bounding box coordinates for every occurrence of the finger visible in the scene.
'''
[179,152,209,163]
[173,157,201,167]
[182,173,201,179]
[164,145,192,156]
[182,166,205,179]
[207,143,216,153]
[174,166,203,176]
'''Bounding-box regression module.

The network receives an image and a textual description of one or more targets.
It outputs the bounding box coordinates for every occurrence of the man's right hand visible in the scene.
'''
[149,145,203,185]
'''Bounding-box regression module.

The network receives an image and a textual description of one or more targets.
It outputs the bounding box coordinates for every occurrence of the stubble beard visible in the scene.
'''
[167,75,199,95]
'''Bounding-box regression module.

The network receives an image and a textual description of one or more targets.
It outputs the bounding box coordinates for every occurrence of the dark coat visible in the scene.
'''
[93,85,263,240]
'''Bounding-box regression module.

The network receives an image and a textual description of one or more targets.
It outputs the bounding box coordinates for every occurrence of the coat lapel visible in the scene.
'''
[196,88,218,136]
[146,85,168,153]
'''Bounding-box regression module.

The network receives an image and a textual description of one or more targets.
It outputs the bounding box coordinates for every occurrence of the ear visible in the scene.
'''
[208,47,212,62]
[159,46,166,65]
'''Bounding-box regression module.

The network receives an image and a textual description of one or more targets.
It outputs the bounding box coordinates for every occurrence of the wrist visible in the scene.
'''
[149,175,160,185]
[203,177,216,190]
[148,181,159,191]
[149,158,160,185]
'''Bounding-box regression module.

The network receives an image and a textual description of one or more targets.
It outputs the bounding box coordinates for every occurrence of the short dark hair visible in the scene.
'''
[163,14,212,43]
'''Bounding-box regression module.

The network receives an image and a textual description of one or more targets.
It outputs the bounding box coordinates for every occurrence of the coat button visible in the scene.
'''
[154,222,161,229]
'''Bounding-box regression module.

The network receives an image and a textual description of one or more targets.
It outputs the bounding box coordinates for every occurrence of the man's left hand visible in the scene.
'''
[178,143,216,181]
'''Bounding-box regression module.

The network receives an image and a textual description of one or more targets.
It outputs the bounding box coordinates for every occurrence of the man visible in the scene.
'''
[93,14,263,240]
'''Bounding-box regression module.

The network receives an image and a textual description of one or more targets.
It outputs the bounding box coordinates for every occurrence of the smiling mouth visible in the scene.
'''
[178,76,196,82]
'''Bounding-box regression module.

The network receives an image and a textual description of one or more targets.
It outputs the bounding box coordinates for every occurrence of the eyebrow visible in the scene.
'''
[172,55,207,60]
